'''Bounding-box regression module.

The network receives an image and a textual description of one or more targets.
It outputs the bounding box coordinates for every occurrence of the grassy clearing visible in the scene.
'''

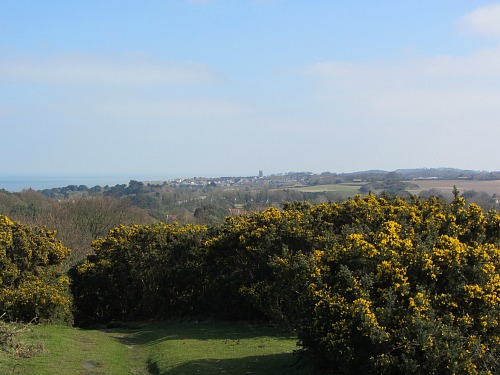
[0,320,306,375]
[1,324,131,375]
[138,320,304,374]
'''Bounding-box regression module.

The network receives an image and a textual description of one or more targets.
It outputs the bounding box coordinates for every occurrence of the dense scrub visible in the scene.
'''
[302,194,500,374]
[71,194,500,374]
[0,190,155,269]
[71,223,208,323]
[4,192,500,373]
[0,216,72,323]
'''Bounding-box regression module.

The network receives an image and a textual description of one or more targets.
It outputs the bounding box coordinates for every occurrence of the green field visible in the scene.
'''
[1,320,307,375]
[287,179,500,199]
[290,182,365,194]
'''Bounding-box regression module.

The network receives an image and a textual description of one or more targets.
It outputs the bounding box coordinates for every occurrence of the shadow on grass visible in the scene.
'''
[147,353,311,375]
[95,320,312,374]
[101,320,296,347]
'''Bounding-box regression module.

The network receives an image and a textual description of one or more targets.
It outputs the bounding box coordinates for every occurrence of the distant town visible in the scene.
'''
[145,170,315,189]
[142,167,500,190]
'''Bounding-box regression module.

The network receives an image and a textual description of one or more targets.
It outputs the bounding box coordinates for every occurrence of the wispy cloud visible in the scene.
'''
[303,46,500,125]
[300,40,500,171]
[459,2,500,38]
[0,53,221,85]
[0,52,248,122]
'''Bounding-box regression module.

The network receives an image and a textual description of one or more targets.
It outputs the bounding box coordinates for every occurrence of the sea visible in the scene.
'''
[0,174,184,193]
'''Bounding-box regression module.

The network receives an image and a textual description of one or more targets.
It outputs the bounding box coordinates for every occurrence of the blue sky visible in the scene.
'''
[2,0,500,178]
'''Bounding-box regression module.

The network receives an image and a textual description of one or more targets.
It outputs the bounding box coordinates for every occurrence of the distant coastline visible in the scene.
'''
[0,176,129,192]
[0,172,228,192]
[3,168,499,193]
[0,175,184,193]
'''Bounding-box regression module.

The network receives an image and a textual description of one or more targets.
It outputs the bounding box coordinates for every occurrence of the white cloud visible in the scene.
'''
[303,46,500,127]
[459,3,500,38]
[0,53,221,85]
[0,52,247,123]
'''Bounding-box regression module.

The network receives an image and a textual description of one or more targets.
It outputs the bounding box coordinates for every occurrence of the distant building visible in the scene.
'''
[259,170,263,178]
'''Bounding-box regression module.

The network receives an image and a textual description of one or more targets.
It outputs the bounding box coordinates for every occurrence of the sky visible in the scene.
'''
[2,0,500,179]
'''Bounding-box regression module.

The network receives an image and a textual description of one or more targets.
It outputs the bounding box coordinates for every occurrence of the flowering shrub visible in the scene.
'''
[301,195,500,374]
[203,205,316,324]
[71,223,208,323]
[70,193,500,373]
[0,215,72,323]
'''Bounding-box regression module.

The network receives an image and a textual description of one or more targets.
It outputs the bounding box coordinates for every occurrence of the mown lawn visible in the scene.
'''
[1,320,308,375]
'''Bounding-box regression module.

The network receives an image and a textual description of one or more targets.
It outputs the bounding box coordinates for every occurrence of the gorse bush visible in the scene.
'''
[0,215,72,324]
[302,194,500,374]
[203,205,317,324]
[70,194,500,373]
[71,222,208,323]
[72,209,316,325]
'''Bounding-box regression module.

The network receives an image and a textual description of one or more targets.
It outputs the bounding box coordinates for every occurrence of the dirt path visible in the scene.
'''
[107,331,152,375]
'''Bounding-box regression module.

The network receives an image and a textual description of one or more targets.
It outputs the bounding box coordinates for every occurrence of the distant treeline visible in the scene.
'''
[38,179,347,223]
[35,168,500,224]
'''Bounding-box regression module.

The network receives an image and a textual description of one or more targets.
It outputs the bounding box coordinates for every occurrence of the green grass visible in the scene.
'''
[138,321,304,374]
[1,324,131,374]
[0,320,307,375]
[290,183,365,195]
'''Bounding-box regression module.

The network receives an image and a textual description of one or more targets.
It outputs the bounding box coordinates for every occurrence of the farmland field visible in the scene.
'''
[289,183,365,194]
[406,179,500,197]
[286,180,500,200]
